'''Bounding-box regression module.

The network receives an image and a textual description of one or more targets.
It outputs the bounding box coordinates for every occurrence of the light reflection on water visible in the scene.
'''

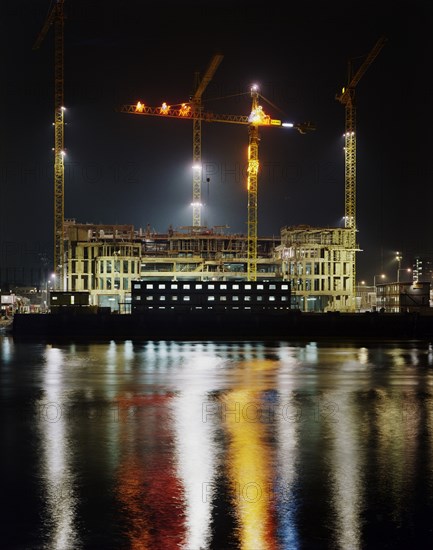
[1,336,433,549]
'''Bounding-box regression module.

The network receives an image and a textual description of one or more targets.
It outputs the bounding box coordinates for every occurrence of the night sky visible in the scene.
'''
[1,0,432,285]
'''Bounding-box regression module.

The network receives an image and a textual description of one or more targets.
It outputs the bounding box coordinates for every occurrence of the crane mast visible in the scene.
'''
[191,54,223,228]
[247,88,260,280]
[33,0,65,290]
[336,36,386,310]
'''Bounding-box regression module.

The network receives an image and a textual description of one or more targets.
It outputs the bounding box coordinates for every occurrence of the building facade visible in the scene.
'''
[63,221,360,313]
[64,220,282,312]
[275,225,358,312]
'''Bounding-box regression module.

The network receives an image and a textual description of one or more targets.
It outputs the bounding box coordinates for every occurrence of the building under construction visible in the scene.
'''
[64,219,357,313]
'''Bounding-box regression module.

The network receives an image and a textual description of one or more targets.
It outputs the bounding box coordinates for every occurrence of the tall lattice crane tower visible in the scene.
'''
[336,36,386,309]
[33,0,66,290]
[191,54,223,228]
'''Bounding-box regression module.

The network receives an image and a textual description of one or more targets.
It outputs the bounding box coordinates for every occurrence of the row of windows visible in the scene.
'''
[134,295,289,302]
[98,278,129,291]
[133,282,289,291]
[286,263,352,276]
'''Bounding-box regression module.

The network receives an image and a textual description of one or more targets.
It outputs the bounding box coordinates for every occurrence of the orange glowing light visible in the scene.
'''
[179,103,191,116]
[160,102,170,114]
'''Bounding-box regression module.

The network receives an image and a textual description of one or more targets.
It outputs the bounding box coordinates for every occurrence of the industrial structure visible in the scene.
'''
[335,35,387,310]
[191,54,224,227]
[120,87,313,281]
[33,0,66,291]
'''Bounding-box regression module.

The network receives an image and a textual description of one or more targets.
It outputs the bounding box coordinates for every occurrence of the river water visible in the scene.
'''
[1,335,433,549]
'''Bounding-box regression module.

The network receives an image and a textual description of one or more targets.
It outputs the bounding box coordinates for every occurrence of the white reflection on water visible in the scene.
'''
[275,347,301,548]
[172,349,223,549]
[0,336,13,365]
[326,349,372,549]
[38,345,79,549]
[328,391,363,550]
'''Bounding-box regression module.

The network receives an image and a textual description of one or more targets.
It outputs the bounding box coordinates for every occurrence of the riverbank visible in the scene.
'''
[10,310,433,341]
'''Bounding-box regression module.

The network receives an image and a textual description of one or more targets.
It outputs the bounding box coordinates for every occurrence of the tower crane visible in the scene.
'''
[336,36,386,310]
[120,87,313,280]
[33,0,66,290]
[191,54,223,228]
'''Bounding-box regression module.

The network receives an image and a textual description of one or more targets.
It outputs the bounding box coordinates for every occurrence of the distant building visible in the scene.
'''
[376,281,431,313]
[355,284,375,312]
[413,257,433,283]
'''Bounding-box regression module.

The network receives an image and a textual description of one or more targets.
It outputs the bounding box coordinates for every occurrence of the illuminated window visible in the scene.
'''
[183,296,190,301]
[270,284,276,290]
[269,296,275,301]
[208,284,215,289]
[221,284,227,289]
[207,296,215,301]
[183,284,190,289]
[171,283,178,289]
[245,284,251,289]
[196,284,203,289]
[134,283,141,289]
[233,284,239,289]
[233,296,239,301]
[171,296,178,301]
[220,296,227,301]
[158,283,165,289]
[257,284,264,289]
[146,283,153,289]
[257,296,263,301]
[245,296,251,301]
[146,296,153,301]
[282,284,289,290]
[160,296,166,301]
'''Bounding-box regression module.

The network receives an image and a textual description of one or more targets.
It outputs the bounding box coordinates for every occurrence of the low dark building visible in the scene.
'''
[49,291,91,311]
[131,280,291,312]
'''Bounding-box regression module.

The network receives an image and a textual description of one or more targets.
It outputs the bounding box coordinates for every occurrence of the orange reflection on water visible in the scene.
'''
[222,387,278,550]
[115,394,186,549]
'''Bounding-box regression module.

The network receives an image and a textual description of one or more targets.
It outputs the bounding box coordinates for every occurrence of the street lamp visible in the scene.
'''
[373,273,386,288]
[373,274,386,311]
[45,273,56,312]
[397,267,412,283]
